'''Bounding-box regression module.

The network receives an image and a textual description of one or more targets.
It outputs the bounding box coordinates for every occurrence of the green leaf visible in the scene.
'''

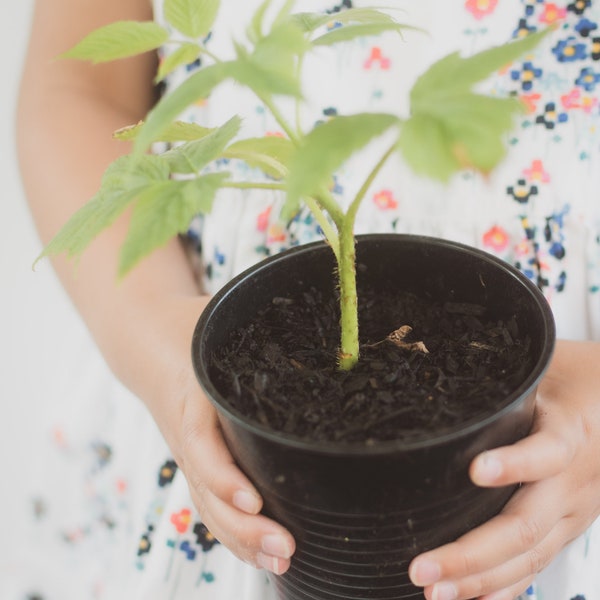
[248,0,273,42]
[163,0,220,38]
[162,116,241,174]
[119,172,229,276]
[401,28,552,180]
[134,61,232,154]
[312,22,409,46]
[35,155,170,266]
[223,136,294,179]
[237,20,309,96]
[396,115,460,182]
[286,113,399,213]
[114,120,214,143]
[60,21,169,63]
[156,42,202,82]
[227,57,302,98]
[292,8,400,33]
[410,28,552,109]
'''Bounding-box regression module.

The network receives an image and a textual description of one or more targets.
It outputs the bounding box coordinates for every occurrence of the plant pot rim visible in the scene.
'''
[192,233,556,457]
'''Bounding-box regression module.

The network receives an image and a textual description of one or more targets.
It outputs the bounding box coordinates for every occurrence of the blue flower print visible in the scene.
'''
[552,36,588,62]
[576,66,600,91]
[507,178,539,204]
[523,0,544,18]
[511,61,543,91]
[567,0,591,16]
[575,18,598,38]
[513,18,537,39]
[326,0,352,14]
[535,102,569,129]
[592,37,600,60]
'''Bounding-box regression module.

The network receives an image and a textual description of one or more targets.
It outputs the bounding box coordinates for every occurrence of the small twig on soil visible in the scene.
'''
[363,325,430,354]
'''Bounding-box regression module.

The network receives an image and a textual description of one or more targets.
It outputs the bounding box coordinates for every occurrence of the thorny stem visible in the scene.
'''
[337,215,359,370]
[336,141,399,371]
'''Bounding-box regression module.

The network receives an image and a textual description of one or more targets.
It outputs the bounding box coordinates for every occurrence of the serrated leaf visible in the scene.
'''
[134,61,232,154]
[114,120,214,143]
[286,113,399,209]
[35,155,170,266]
[410,28,552,109]
[61,21,168,63]
[248,0,273,42]
[156,43,202,82]
[292,8,400,33]
[312,22,410,46]
[162,116,241,173]
[119,172,229,276]
[223,136,294,179]
[401,29,551,180]
[397,115,460,182]
[227,58,302,98]
[230,19,309,98]
[443,95,524,172]
[399,96,525,181]
[163,0,219,38]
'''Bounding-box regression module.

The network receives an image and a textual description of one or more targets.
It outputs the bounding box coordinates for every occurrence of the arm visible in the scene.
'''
[409,339,600,599]
[17,0,294,574]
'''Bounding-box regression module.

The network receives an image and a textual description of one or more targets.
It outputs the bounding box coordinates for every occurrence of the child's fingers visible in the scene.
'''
[178,392,296,573]
[470,427,575,487]
[412,480,569,598]
[410,483,555,584]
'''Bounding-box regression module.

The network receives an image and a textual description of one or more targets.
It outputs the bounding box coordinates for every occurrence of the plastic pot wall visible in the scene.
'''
[192,234,556,600]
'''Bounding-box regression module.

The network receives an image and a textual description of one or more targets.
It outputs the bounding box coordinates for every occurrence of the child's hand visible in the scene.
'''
[174,385,296,574]
[408,339,600,600]
[155,296,296,576]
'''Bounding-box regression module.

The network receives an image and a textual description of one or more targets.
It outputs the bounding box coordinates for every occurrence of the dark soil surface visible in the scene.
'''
[209,287,533,444]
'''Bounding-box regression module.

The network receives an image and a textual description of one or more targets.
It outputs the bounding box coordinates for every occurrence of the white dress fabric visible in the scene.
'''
[5,1,600,599]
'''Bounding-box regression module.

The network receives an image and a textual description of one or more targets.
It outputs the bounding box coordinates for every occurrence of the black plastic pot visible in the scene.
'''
[191,234,555,600]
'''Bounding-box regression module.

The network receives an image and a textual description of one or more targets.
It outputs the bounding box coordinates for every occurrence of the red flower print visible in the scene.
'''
[523,159,550,184]
[483,225,509,252]
[364,47,391,70]
[539,3,567,24]
[465,0,498,20]
[560,88,599,113]
[170,508,192,534]
[267,223,286,244]
[561,88,582,109]
[257,206,272,232]
[520,93,542,113]
[373,189,398,210]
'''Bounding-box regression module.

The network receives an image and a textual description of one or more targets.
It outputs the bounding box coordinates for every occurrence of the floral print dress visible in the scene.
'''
[8,1,600,599]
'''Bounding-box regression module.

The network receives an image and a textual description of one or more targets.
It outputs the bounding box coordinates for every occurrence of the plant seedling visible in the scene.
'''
[38,0,550,370]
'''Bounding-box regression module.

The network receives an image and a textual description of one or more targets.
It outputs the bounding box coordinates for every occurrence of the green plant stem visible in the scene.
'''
[337,215,359,371]
[259,94,300,144]
[346,141,397,227]
[304,196,340,261]
[336,141,398,371]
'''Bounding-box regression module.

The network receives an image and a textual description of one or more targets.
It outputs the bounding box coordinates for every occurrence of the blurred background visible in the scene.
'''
[0,0,94,592]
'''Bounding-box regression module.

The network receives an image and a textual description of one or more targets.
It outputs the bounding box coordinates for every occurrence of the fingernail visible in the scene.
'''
[232,490,261,514]
[261,534,293,558]
[410,558,441,586]
[473,452,503,484]
[256,552,287,575]
[433,582,457,600]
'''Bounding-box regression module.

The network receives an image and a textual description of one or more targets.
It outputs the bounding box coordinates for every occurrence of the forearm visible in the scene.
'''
[17,0,205,446]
